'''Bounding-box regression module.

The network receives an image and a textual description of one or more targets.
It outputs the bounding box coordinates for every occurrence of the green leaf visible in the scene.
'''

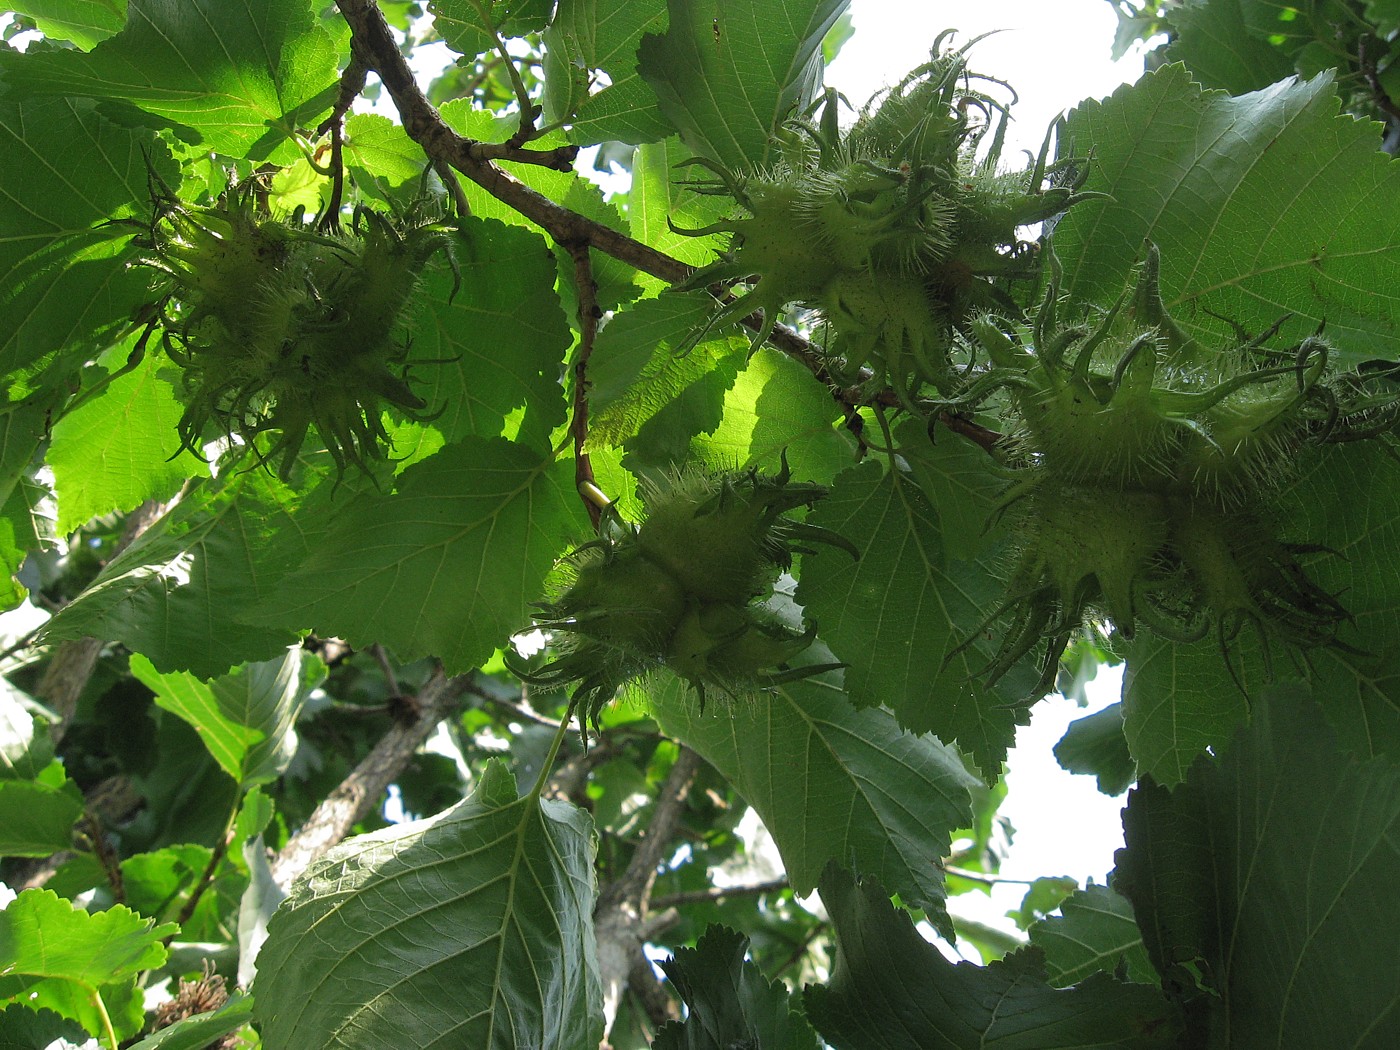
[552,0,671,145]
[544,0,670,131]
[0,775,84,857]
[41,469,305,680]
[49,351,208,536]
[125,993,253,1049]
[1119,631,1253,787]
[896,419,1004,561]
[653,925,820,1050]
[343,112,430,194]
[0,473,52,612]
[693,348,852,485]
[570,72,673,145]
[795,460,1034,778]
[0,680,54,780]
[589,291,747,447]
[629,137,732,272]
[253,761,603,1049]
[129,646,324,787]
[0,96,173,377]
[1056,65,1400,362]
[0,1003,92,1049]
[1054,702,1137,796]
[119,843,214,923]
[0,397,50,512]
[804,869,1178,1049]
[1007,876,1078,932]
[1278,441,1400,761]
[7,0,125,49]
[245,438,588,675]
[438,106,641,312]
[637,0,849,170]
[236,830,283,987]
[651,667,979,939]
[0,0,341,163]
[1029,884,1156,988]
[1115,684,1400,1047]
[430,0,554,58]
[1165,0,1295,94]
[0,888,176,1042]
[404,218,572,457]
[1368,0,1400,35]
[1121,439,1400,782]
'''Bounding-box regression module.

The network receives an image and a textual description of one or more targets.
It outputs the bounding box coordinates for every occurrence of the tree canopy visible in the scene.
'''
[1,1,1398,1047]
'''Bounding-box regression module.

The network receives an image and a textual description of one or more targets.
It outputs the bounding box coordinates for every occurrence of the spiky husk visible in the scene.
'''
[135,184,453,479]
[956,247,1386,697]
[517,463,856,731]
[674,33,1100,398]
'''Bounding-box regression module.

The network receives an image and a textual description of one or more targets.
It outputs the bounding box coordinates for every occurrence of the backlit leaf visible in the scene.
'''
[0,0,342,163]
[245,438,588,674]
[638,0,849,171]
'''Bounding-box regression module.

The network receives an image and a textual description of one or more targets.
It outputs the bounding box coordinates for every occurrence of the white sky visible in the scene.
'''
[828,0,1148,155]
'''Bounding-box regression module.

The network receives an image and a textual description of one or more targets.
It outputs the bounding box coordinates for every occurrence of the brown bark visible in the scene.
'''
[269,669,471,890]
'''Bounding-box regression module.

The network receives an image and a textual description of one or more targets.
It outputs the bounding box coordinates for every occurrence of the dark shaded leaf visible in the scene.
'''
[654,925,819,1050]
[253,761,603,1049]
[1115,684,1400,1047]
[804,868,1178,1049]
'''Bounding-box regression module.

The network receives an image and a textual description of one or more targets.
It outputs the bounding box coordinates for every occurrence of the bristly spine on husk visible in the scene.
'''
[951,246,1398,699]
[133,177,456,480]
[513,459,858,735]
[671,31,1103,407]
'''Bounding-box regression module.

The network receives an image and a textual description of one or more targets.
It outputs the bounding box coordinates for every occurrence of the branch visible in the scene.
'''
[315,53,367,230]
[269,668,471,890]
[336,0,677,272]
[594,746,702,1038]
[627,952,680,1030]
[40,498,166,743]
[333,0,1007,461]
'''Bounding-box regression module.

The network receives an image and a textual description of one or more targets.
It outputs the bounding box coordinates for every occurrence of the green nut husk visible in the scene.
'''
[135,182,454,479]
[516,462,856,732]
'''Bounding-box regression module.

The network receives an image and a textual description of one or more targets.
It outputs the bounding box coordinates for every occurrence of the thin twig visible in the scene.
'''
[945,864,1043,887]
[566,241,603,528]
[317,54,368,230]
[368,642,401,697]
[773,919,828,979]
[1359,34,1400,124]
[77,813,125,904]
[466,0,539,147]
[650,876,789,910]
[336,0,680,268]
[168,822,235,938]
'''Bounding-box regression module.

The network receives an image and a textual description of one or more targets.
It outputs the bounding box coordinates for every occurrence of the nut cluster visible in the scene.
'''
[135,181,454,478]
[518,462,856,729]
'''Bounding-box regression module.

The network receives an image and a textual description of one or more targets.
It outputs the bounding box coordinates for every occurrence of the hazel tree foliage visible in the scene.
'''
[1,1,1399,1047]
